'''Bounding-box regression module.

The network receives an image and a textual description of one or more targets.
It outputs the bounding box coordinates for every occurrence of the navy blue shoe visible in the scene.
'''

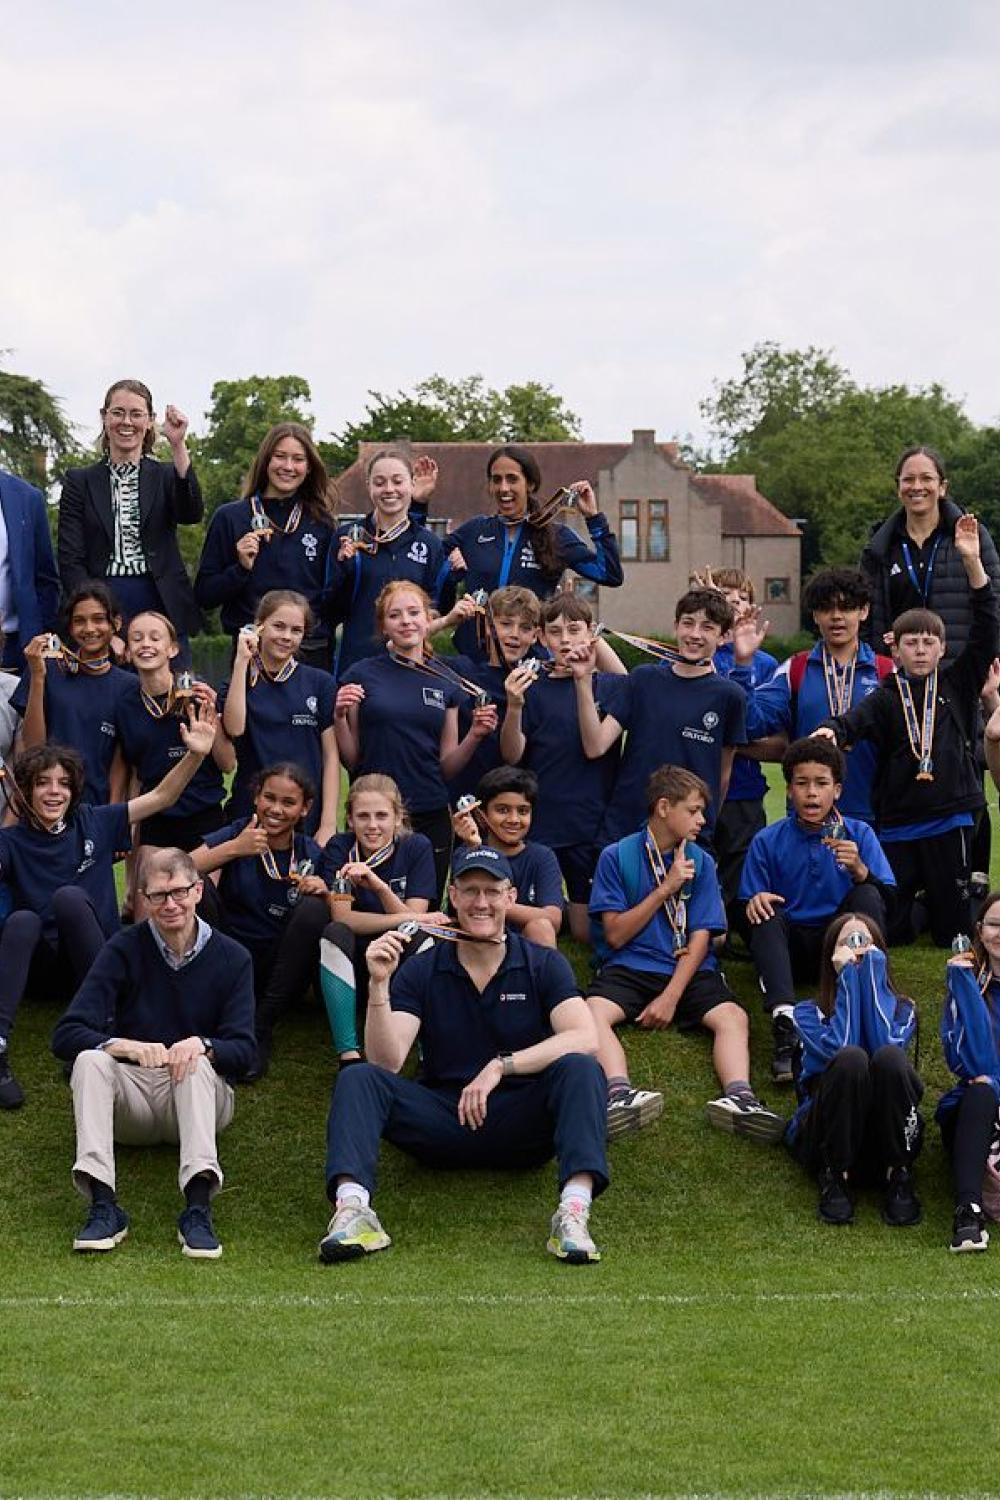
[0,1048,24,1110]
[178,1204,222,1259]
[73,1200,130,1252]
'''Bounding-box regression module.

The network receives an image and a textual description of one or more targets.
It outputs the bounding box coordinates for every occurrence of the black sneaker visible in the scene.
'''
[771,1014,796,1085]
[950,1201,989,1253]
[817,1168,854,1225]
[882,1165,922,1227]
[0,1048,24,1110]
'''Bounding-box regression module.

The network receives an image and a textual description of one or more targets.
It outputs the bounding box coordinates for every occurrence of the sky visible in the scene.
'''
[2,0,999,454]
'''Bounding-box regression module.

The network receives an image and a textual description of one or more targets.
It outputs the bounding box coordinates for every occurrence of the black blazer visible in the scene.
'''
[57,456,204,636]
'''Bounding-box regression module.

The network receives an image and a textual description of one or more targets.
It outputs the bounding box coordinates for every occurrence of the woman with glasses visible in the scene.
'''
[57,379,204,653]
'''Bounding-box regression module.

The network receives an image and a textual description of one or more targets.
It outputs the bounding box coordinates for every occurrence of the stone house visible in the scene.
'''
[333,429,802,638]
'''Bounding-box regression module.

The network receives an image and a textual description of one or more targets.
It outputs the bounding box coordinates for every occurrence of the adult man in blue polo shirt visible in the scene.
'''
[319,845,608,1264]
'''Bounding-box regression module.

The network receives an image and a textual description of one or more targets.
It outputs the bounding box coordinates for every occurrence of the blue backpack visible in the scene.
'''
[590,830,704,968]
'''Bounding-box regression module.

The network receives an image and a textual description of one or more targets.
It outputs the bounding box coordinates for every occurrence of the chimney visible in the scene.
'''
[632,429,655,450]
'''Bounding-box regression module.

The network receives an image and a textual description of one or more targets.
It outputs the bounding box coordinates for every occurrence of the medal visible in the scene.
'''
[250,493,302,539]
[821,645,856,716]
[396,918,504,947]
[895,668,937,781]
[821,810,847,846]
[351,515,411,555]
[644,831,690,956]
[528,485,579,528]
[259,843,305,883]
[346,521,377,554]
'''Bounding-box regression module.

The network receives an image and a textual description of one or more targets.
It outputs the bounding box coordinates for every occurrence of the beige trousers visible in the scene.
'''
[70,1050,234,1199]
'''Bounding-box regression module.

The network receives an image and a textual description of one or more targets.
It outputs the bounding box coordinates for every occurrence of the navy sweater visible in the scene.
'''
[51,924,256,1079]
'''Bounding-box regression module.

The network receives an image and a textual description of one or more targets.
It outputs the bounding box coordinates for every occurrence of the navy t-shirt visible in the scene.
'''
[12,664,132,805]
[599,665,746,844]
[218,663,336,835]
[517,671,622,849]
[325,517,449,675]
[203,817,323,951]
[445,656,507,803]
[389,931,580,1087]
[116,676,225,822]
[0,802,130,941]
[506,842,565,912]
[319,830,437,912]
[340,655,461,813]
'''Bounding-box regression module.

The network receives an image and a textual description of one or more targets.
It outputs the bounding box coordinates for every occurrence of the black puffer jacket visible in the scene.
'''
[859,498,1000,665]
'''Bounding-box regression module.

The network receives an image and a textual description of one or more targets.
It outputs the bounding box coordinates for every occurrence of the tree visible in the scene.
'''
[0,357,76,486]
[323,373,581,473]
[697,343,973,568]
[948,425,1000,544]
[189,375,315,514]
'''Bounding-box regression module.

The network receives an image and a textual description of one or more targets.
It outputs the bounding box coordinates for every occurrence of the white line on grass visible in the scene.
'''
[4,1287,1000,1312]
[2,1490,996,1500]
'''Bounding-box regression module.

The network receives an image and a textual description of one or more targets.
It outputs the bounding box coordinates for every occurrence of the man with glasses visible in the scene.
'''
[52,848,255,1258]
[318,844,610,1265]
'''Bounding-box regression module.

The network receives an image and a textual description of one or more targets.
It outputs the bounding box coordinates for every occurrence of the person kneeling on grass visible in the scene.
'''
[587,765,783,1144]
[319,844,609,1265]
[51,848,256,1259]
[785,913,923,1228]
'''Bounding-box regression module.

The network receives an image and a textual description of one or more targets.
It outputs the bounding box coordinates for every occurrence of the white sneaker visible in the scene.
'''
[546,1202,601,1264]
[606,1086,664,1141]
[705,1092,785,1144]
[318,1199,391,1262]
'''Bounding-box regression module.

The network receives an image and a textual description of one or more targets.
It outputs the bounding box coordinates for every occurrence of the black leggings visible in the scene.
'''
[409,806,453,903]
[197,886,329,1039]
[747,883,887,1011]
[939,1081,1000,1205]
[791,1046,924,1181]
[0,887,106,1039]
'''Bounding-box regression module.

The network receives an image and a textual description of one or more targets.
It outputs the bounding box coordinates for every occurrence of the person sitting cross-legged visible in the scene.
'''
[318,844,609,1265]
[51,848,256,1259]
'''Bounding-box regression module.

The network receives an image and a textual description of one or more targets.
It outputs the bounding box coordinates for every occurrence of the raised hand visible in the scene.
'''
[233,814,270,858]
[954,512,981,561]
[412,455,439,502]
[161,404,189,448]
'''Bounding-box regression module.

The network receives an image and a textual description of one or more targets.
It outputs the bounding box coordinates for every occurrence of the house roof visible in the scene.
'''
[333,439,800,539]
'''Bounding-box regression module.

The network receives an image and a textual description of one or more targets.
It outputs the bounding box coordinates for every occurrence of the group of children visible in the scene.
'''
[3,501,1000,1256]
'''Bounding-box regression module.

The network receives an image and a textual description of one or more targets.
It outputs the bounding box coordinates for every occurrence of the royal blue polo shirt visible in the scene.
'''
[203,817,323,952]
[0,802,131,941]
[589,831,725,975]
[116,676,226,821]
[738,813,895,926]
[516,670,622,849]
[12,663,133,805]
[319,830,437,912]
[598,665,746,845]
[339,654,462,814]
[389,930,580,1088]
[218,663,336,834]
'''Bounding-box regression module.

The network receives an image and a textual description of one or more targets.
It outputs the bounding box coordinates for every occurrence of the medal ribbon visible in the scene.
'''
[259,844,307,884]
[248,654,299,688]
[388,647,490,705]
[140,682,176,719]
[399,919,505,947]
[528,486,577,529]
[895,668,937,780]
[251,493,303,536]
[0,761,56,833]
[595,623,712,670]
[644,830,689,956]
[349,838,396,872]
[821,645,856,716]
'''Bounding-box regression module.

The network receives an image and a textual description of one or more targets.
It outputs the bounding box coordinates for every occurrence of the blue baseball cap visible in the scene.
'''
[451,845,514,883]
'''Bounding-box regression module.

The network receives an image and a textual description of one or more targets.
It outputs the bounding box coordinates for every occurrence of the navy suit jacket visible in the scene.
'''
[57,456,204,635]
[0,469,61,668]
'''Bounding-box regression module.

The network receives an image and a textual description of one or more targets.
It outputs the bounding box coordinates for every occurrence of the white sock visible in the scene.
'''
[560,1182,592,1213]
[337,1181,370,1209]
[772,1003,795,1022]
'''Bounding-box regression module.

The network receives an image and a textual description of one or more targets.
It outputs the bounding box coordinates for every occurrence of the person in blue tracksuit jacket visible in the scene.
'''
[937,889,1000,1253]
[194,423,338,671]
[786,913,922,1228]
[444,445,623,657]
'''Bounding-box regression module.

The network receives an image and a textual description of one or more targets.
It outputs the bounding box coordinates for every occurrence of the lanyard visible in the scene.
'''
[251,493,302,537]
[821,646,856,716]
[644,831,690,955]
[497,524,525,588]
[900,534,941,606]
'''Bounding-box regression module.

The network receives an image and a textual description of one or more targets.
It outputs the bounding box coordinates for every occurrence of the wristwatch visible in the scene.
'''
[199,1036,214,1058]
[498,1051,515,1079]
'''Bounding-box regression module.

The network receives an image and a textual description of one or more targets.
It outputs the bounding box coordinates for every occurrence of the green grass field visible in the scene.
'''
[4,772,1000,1500]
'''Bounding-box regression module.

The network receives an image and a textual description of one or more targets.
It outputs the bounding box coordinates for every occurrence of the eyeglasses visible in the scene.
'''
[143,882,199,907]
[107,407,149,422]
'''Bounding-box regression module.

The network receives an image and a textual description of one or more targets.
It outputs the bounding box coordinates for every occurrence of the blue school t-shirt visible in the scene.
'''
[11,664,132,805]
[340,655,462,814]
[516,671,622,849]
[203,818,323,952]
[444,657,507,803]
[589,831,725,976]
[218,663,336,835]
[598,665,746,845]
[738,813,896,926]
[713,642,778,803]
[319,830,437,912]
[0,802,131,941]
[116,677,226,821]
